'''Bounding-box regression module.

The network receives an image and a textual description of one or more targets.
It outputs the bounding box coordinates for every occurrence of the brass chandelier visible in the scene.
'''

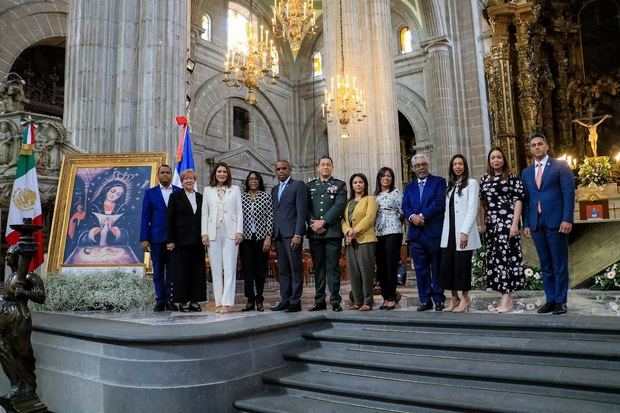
[272,0,318,54]
[224,0,279,105]
[321,0,366,138]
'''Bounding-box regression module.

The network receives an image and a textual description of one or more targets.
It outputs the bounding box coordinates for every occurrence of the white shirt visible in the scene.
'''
[160,185,173,206]
[185,191,197,213]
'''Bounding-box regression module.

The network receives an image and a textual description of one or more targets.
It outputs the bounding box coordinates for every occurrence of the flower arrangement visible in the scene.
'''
[578,156,613,187]
[471,246,543,290]
[31,270,155,312]
[523,265,544,291]
[471,246,487,290]
[591,262,620,291]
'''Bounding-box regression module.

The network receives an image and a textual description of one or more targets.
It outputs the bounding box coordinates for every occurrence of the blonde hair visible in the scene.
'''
[180,169,197,181]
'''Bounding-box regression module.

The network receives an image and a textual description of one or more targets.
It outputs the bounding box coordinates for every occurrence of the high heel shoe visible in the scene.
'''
[452,299,470,313]
[189,302,202,312]
[444,298,461,312]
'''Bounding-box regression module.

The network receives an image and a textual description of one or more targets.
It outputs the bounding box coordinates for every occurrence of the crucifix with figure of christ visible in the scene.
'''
[572,107,612,158]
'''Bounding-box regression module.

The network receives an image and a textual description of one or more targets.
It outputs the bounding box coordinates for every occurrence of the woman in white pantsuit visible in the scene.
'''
[201,162,243,313]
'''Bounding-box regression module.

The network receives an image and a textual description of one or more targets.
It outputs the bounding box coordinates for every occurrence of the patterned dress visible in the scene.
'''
[479,173,525,293]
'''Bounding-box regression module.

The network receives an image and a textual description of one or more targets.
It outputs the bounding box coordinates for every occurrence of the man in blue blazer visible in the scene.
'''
[402,154,447,311]
[522,131,575,315]
[271,160,308,313]
[140,165,182,311]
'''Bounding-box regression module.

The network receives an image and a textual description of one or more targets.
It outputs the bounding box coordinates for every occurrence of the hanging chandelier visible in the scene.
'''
[224,0,279,105]
[272,0,317,54]
[321,0,366,139]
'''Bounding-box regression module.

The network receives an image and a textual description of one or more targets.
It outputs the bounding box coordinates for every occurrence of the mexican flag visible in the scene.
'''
[5,116,44,272]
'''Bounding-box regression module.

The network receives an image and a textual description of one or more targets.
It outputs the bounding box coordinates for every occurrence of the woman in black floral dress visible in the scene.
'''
[479,147,525,313]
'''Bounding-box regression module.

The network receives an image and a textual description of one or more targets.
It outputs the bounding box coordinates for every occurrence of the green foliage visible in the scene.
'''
[591,262,620,291]
[471,246,543,291]
[578,156,613,187]
[32,270,154,312]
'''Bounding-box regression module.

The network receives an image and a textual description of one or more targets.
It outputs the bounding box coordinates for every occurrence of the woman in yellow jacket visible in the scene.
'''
[342,173,378,311]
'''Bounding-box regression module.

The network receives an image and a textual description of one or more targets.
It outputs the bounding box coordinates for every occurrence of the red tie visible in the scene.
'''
[535,162,542,213]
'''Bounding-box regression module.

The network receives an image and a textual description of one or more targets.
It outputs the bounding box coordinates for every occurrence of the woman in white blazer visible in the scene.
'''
[201,162,243,313]
[438,154,481,312]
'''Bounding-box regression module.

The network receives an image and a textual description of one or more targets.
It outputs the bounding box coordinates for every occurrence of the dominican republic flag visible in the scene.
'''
[172,115,196,187]
[5,116,44,272]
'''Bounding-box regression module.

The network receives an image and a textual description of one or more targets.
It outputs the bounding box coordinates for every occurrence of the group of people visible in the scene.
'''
[140,130,575,315]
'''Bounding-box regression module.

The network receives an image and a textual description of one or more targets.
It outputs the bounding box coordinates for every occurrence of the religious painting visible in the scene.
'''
[47,153,167,273]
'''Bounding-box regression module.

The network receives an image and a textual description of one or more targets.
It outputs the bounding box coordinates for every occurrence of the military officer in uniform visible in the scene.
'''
[306,156,347,312]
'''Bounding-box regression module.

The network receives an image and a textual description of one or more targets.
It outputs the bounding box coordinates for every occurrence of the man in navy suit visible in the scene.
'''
[140,165,181,312]
[271,160,307,313]
[522,131,575,315]
[402,154,447,311]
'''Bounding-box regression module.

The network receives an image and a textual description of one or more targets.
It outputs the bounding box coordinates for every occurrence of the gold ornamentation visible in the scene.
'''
[12,187,36,211]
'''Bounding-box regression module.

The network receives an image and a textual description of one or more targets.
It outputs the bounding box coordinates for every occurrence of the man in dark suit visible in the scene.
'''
[140,164,181,311]
[306,156,347,312]
[271,160,308,313]
[522,131,575,315]
[402,154,447,311]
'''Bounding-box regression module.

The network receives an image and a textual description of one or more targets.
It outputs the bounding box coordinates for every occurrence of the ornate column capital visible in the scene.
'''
[420,36,451,55]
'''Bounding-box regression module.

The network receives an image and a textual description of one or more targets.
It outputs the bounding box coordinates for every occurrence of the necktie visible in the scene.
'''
[535,163,542,213]
[418,180,425,202]
[278,181,286,201]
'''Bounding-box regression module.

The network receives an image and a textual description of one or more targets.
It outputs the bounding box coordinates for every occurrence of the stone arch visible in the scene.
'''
[190,74,291,162]
[0,2,68,77]
[396,83,430,147]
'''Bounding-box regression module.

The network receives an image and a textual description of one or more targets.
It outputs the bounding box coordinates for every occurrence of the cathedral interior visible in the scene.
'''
[0,0,618,253]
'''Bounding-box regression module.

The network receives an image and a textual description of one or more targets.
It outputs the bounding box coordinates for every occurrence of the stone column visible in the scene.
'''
[322,0,400,188]
[422,37,457,173]
[64,0,187,158]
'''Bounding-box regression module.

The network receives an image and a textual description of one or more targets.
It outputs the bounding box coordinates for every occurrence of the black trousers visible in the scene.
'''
[240,235,268,304]
[170,243,207,303]
[309,238,342,305]
[376,233,402,301]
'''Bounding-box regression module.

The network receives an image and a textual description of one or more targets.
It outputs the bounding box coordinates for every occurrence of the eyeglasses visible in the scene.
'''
[413,162,429,169]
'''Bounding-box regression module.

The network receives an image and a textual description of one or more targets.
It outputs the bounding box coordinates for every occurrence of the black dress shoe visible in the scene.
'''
[553,303,567,315]
[154,303,166,312]
[166,302,179,311]
[284,304,301,313]
[189,302,202,312]
[332,303,343,312]
[241,303,255,312]
[435,302,445,312]
[537,302,555,314]
[416,302,433,312]
[271,302,288,311]
[308,303,327,312]
[256,302,264,312]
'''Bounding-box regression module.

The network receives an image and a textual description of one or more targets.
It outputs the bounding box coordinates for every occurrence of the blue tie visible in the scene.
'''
[418,180,425,202]
[278,181,286,201]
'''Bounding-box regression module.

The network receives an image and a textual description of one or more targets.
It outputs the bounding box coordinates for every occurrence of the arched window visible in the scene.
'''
[312,51,322,76]
[399,27,412,54]
[201,14,212,42]
[228,4,253,53]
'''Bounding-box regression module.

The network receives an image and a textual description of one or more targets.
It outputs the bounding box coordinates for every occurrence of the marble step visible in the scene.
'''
[304,327,620,360]
[259,366,620,413]
[282,346,620,397]
[234,391,450,413]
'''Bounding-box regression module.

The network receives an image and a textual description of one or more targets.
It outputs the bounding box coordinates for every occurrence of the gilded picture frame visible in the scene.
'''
[47,152,168,273]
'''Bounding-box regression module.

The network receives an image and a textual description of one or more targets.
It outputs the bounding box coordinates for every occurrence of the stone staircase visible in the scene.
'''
[234,312,620,413]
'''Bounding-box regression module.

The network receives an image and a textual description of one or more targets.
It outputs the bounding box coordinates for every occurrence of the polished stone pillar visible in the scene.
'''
[322,0,400,189]
[64,0,187,157]
[422,38,457,173]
